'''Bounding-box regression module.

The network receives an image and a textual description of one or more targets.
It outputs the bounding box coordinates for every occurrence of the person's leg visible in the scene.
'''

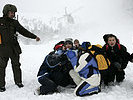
[101,69,114,86]
[38,75,57,95]
[74,80,100,96]
[107,65,116,83]
[116,70,125,82]
[69,69,82,85]
[50,71,71,87]
[10,54,22,86]
[0,57,9,92]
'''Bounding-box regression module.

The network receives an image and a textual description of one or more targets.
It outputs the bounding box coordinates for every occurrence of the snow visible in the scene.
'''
[1,43,133,100]
[0,0,133,100]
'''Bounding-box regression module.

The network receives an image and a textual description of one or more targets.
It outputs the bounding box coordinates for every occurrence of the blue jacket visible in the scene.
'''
[66,51,100,79]
[37,50,70,78]
[66,50,78,67]
[37,50,65,77]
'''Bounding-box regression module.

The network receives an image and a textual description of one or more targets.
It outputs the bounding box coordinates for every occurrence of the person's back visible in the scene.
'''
[37,48,74,95]
[68,42,101,96]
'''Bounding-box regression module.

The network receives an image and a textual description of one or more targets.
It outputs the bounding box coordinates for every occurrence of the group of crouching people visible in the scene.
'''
[36,34,133,96]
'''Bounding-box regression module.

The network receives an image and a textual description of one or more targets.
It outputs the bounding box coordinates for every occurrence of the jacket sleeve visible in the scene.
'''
[102,45,107,53]
[130,53,133,61]
[37,57,48,77]
[120,45,130,69]
[14,20,37,39]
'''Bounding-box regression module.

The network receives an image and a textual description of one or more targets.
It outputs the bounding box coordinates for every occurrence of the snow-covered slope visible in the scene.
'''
[0,43,133,100]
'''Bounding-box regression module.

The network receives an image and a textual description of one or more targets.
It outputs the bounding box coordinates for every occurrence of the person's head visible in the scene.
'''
[54,44,64,51]
[103,34,118,47]
[3,4,17,18]
[81,42,91,51]
[74,39,80,48]
[107,36,117,47]
[65,38,73,42]
[64,40,73,50]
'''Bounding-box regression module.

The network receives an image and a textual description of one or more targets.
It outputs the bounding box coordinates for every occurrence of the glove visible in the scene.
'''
[36,37,40,41]
[113,62,122,71]
[130,53,133,63]
[130,59,133,63]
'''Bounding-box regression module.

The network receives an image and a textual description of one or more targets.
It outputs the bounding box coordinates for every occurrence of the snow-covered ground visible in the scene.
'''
[0,43,133,100]
[0,0,133,100]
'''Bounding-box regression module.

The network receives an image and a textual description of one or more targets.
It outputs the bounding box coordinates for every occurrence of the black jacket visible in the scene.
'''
[102,44,130,69]
[0,17,37,57]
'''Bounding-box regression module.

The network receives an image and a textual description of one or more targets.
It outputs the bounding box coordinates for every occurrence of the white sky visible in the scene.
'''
[0,0,133,51]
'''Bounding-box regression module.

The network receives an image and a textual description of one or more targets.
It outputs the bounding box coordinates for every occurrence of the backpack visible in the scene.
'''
[87,44,110,70]
[46,53,61,68]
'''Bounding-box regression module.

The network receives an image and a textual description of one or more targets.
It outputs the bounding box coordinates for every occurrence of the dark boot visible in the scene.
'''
[16,83,24,88]
[0,87,6,92]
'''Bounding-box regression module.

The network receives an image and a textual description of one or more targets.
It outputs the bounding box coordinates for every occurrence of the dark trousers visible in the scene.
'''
[38,75,57,95]
[107,66,125,84]
[112,69,125,82]
[38,71,72,95]
[49,71,71,87]
[100,70,111,85]
[0,54,21,87]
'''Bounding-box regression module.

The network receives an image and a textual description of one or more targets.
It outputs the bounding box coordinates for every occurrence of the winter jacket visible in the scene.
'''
[37,50,71,77]
[66,50,78,67]
[130,53,133,61]
[0,17,37,57]
[102,44,130,69]
[66,50,100,85]
[37,50,73,87]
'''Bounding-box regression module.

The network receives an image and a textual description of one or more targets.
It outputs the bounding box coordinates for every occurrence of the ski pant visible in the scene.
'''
[69,70,100,96]
[0,54,21,87]
[38,71,71,95]
[109,68,125,83]
[38,75,57,95]
[100,69,113,85]
[108,63,125,83]
[49,71,71,87]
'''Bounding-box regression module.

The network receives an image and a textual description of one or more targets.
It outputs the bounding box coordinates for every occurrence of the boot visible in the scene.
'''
[16,83,24,88]
[0,87,6,92]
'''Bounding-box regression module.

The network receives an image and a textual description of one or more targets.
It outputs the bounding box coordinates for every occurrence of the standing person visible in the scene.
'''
[102,34,130,84]
[0,4,40,92]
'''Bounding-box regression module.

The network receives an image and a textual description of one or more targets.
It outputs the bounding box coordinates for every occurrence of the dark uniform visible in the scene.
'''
[0,4,37,90]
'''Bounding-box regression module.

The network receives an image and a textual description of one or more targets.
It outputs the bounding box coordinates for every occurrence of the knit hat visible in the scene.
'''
[54,44,64,50]
[64,40,73,46]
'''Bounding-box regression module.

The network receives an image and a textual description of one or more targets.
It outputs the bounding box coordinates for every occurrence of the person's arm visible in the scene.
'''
[130,53,133,62]
[37,57,48,77]
[14,20,40,41]
[120,45,130,69]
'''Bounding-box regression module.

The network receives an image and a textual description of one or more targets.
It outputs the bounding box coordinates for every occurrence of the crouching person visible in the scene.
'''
[66,48,101,96]
[102,34,130,83]
[36,47,72,95]
[36,52,59,95]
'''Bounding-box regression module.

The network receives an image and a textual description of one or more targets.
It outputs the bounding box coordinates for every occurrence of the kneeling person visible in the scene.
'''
[36,46,73,95]
[67,48,101,96]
